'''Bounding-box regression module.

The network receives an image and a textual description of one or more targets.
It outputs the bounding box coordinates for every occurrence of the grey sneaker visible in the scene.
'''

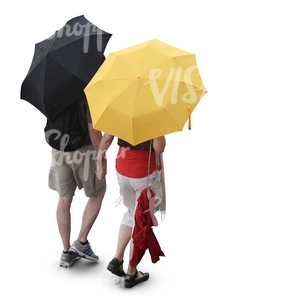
[70,240,99,261]
[60,250,81,268]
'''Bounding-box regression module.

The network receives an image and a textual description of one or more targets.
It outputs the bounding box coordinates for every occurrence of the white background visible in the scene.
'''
[2,0,300,299]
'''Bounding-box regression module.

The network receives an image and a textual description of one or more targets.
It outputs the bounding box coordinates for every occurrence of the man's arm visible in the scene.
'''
[88,123,102,150]
[95,133,114,180]
[84,97,102,150]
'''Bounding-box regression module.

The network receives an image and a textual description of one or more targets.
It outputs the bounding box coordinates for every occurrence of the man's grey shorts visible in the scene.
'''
[48,144,106,197]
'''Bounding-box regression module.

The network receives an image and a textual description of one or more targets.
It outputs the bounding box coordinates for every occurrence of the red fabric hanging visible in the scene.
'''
[130,188,165,266]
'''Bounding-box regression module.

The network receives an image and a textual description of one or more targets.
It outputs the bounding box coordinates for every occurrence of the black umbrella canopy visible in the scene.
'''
[21,15,112,122]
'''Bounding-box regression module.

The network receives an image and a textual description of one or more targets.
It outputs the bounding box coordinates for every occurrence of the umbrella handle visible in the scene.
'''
[187,104,191,130]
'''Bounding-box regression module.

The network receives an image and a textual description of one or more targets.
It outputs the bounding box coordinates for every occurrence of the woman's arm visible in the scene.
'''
[153,136,166,154]
[96,133,114,160]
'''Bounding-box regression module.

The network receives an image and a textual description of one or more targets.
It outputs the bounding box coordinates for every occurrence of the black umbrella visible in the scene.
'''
[20,15,112,122]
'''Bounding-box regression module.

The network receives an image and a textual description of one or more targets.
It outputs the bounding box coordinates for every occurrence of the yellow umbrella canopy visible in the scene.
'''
[84,38,207,145]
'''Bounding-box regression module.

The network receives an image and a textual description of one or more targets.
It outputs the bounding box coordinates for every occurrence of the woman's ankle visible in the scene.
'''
[127,266,136,276]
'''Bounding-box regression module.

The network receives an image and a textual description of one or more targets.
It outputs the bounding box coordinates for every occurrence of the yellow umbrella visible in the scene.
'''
[84,38,207,145]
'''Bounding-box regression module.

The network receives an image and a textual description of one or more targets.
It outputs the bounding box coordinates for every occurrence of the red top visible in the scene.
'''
[116,147,160,178]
